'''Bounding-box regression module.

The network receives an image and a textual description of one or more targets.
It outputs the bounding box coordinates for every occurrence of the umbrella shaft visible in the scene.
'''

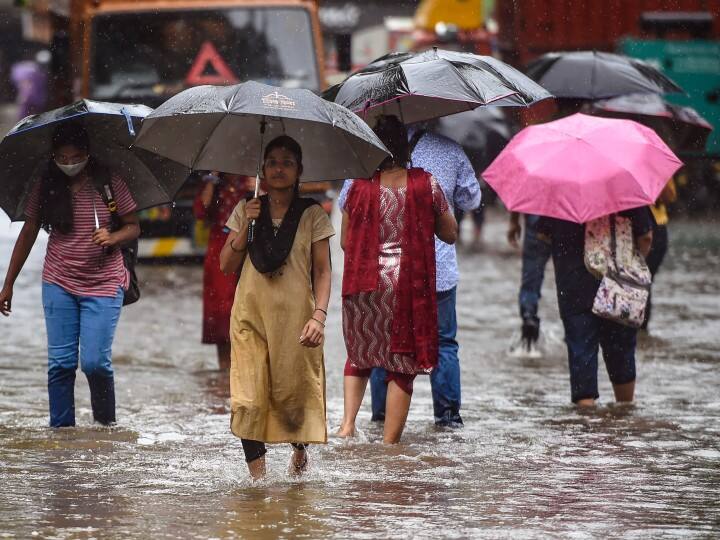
[247,174,261,244]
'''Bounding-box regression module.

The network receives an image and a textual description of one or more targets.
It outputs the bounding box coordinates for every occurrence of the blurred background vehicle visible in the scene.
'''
[15,0,328,259]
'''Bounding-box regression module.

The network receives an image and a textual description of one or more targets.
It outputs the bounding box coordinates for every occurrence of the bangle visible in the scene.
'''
[311,317,325,327]
[314,307,327,316]
[230,239,245,253]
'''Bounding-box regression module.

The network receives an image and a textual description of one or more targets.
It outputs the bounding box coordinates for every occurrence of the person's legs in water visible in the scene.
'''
[562,311,601,407]
[216,342,231,371]
[383,374,414,444]
[643,223,669,330]
[431,287,462,426]
[241,439,267,480]
[518,215,552,351]
[369,289,461,426]
[78,287,123,425]
[470,206,485,250]
[337,361,370,437]
[599,318,637,403]
[369,367,387,422]
[42,282,80,427]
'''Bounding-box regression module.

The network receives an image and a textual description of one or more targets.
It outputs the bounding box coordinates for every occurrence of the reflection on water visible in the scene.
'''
[1,211,719,538]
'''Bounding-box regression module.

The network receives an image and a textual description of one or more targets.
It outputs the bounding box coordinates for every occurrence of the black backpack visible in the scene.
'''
[92,176,140,306]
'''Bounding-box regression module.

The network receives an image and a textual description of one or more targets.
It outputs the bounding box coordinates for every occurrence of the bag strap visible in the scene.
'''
[92,176,121,230]
[609,213,618,270]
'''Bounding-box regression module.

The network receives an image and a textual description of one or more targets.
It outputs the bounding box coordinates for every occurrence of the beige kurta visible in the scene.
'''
[225,200,335,444]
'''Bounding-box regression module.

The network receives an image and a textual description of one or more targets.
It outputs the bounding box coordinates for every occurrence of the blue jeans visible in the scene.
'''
[562,310,637,403]
[370,287,462,425]
[42,282,124,427]
[519,216,552,321]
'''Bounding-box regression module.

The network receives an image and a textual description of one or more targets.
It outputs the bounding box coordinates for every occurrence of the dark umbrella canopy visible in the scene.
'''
[323,48,552,125]
[589,93,713,152]
[134,81,390,182]
[526,51,684,100]
[430,107,512,174]
[0,99,190,220]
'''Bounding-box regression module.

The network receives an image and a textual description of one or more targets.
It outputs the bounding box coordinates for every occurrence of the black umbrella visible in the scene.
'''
[0,99,190,220]
[133,81,390,183]
[588,93,713,152]
[525,51,684,100]
[430,107,512,174]
[323,48,552,125]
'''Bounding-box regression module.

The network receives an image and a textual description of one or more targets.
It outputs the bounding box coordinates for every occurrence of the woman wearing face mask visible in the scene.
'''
[0,122,140,428]
[219,136,334,481]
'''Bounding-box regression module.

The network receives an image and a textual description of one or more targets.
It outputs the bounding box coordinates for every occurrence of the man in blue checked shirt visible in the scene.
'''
[338,125,481,427]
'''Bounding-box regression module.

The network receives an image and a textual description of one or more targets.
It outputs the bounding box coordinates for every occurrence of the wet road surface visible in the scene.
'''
[1,209,719,539]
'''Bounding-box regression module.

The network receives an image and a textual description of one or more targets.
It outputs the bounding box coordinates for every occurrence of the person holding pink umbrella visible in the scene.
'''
[483,113,683,407]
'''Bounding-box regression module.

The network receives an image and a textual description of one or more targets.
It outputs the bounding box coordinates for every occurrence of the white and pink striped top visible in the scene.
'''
[25,174,137,298]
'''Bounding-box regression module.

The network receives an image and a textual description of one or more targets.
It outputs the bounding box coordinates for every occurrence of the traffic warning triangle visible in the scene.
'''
[184,41,239,86]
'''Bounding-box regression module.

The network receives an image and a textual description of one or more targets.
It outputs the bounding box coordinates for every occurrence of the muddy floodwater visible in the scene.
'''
[1,210,719,539]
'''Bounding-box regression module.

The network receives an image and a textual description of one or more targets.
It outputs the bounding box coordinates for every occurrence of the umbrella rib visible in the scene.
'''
[188,112,231,171]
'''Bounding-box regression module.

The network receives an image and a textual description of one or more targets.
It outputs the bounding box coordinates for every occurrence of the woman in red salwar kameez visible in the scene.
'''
[193,172,254,370]
[338,116,458,443]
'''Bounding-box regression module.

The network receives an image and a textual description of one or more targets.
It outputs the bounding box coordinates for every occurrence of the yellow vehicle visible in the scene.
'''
[24,0,328,258]
[413,0,494,55]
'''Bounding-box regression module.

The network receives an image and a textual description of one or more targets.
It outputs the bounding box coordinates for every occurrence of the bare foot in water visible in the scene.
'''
[247,456,266,481]
[289,447,309,476]
[335,424,356,438]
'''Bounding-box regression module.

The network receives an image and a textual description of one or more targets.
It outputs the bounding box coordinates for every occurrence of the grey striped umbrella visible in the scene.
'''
[323,48,553,125]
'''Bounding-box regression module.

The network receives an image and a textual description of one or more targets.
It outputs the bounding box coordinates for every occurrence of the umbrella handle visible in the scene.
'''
[247,173,261,244]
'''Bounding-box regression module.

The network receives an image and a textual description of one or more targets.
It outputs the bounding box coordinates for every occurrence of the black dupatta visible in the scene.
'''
[248,194,319,274]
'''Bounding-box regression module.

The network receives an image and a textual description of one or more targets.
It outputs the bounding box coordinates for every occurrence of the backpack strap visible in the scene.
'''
[91,169,121,230]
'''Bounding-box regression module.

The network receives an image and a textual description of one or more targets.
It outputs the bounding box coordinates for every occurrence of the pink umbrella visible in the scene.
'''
[482,113,683,223]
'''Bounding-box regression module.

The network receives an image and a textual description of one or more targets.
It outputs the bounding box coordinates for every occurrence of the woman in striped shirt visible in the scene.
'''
[0,123,140,427]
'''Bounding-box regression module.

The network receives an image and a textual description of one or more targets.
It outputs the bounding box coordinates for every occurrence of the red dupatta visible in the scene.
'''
[342,168,439,370]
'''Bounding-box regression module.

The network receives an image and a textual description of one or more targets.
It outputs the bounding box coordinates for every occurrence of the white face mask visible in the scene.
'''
[55,158,88,177]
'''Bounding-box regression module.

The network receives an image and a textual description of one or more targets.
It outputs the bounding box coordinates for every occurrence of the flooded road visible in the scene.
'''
[1,209,719,539]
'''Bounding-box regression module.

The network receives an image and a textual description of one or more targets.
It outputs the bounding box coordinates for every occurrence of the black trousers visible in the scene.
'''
[241,439,308,463]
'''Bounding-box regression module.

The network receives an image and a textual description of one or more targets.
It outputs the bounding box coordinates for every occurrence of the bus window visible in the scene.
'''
[90,7,320,105]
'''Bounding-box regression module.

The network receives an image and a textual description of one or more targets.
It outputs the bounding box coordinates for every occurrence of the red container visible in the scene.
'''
[497,0,720,67]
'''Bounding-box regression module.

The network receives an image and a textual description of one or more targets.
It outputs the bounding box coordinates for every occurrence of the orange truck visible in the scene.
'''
[22,0,328,258]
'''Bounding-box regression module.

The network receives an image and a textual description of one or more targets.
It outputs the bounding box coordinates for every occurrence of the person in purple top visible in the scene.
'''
[11,58,48,120]
[338,125,481,427]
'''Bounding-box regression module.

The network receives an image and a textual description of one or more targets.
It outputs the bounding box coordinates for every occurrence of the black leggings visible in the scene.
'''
[241,439,308,463]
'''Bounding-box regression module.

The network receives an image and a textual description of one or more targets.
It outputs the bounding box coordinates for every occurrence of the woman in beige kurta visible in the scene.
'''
[220,136,334,480]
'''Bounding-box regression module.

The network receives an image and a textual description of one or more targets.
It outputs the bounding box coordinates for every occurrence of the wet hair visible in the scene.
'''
[39,123,91,233]
[51,122,90,153]
[263,135,304,193]
[263,135,303,171]
[373,115,409,170]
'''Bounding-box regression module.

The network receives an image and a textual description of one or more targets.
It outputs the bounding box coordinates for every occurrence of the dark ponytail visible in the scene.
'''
[373,115,409,170]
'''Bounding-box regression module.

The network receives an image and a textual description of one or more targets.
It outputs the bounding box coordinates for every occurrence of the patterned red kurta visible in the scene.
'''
[342,178,449,374]
[193,177,253,344]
